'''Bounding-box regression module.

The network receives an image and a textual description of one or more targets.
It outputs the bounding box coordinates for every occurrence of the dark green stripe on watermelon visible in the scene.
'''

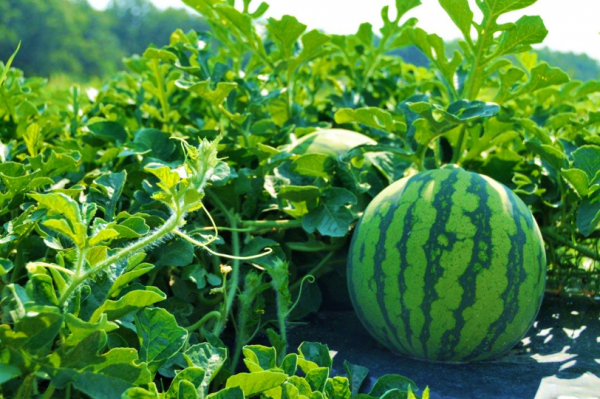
[347,167,547,363]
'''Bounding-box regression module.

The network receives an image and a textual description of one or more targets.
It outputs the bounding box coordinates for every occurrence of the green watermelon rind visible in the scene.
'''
[347,167,547,363]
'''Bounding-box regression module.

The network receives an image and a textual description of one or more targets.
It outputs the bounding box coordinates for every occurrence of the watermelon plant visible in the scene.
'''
[0,0,599,396]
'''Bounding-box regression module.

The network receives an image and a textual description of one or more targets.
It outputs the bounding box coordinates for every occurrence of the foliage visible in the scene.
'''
[536,47,600,82]
[1,0,600,397]
[0,0,208,80]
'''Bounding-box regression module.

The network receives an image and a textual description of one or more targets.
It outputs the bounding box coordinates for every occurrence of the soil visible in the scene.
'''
[287,295,600,399]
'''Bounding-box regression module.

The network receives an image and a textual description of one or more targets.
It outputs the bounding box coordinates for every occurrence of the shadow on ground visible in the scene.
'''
[287,295,600,399]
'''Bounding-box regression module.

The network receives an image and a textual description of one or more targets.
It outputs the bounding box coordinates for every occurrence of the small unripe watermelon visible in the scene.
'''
[289,128,381,212]
[347,167,546,362]
[289,129,376,158]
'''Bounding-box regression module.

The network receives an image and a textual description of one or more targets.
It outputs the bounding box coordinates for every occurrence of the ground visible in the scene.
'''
[287,295,600,399]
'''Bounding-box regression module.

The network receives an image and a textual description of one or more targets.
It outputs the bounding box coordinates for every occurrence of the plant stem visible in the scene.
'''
[185,310,222,332]
[541,229,600,262]
[41,383,56,399]
[275,288,288,363]
[230,298,252,372]
[451,125,466,164]
[58,212,182,307]
[461,18,494,100]
[242,219,303,231]
[207,190,240,336]
[285,241,344,253]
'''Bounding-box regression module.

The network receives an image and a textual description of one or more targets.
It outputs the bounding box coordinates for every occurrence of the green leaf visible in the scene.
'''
[335,108,405,133]
[495,16,547,57]
[107,262,155,298]
[344,361,369,397]
[243,345,278,371]
[356,23,374,47]
[278,186,321,202]
[30,192,85,244]
[89,171,126,222]
[112,216,151,239]
[561,169,589,198]
[122,385,160,399]
[267,16,307,59]
[27,274,59,306]
[0,312,63,353]
[576,193,600,237]
[88,121,128,143]
[302,188,357,238]
[0,41,20,86]
[0,258,14,277]
[135,307,188,374]
[134,129,176,162]
[444,100,500,122]
[176,80,237,106]
[226,371,288,396]
[290,154,335,178]
[524,141,568,170]
[89,228,119,246]
[286,376,312,396]
[184,343,228,394]
[438,0,473,41]
[154,238,195,268]
[207,387,245,399]
[0,363,21,384]
[369,375,418,397]
[298,342,332,370]
[572,145,600,179]
[23,123,41,157]
[325,377,351,399]
[282,382,300,399]
[280,354,298,376]
[216,5,254,39]
[89,286,166,323]
[178,380,200,399]
[143,47,178,63]
[293,29,331,68]
[477,0,537,20]
[305,367,329,392]
[64,313,118,343]
[395,0,421,20]
[72,359,150,399]
[515,63,570,97]
[166,367,206,399]
[1,284,30,323]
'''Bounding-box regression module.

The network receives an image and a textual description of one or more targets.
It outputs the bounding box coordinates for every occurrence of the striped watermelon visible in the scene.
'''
[347,167,547,362]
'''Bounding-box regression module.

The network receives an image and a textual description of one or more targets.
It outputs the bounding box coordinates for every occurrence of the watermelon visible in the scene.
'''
[290,129,376,157]
[289,129,383,212]
[347,167,547,362]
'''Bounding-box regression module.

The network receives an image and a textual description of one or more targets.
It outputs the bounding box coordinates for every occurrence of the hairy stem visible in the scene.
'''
[58,212,182,307]
[275,288,288,363]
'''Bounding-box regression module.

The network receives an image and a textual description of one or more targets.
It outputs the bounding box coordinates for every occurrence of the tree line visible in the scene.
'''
[0,0,207,80]
[1,0,598,82]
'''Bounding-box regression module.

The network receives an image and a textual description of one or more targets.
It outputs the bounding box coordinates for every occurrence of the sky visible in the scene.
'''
[89,0,600,61]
